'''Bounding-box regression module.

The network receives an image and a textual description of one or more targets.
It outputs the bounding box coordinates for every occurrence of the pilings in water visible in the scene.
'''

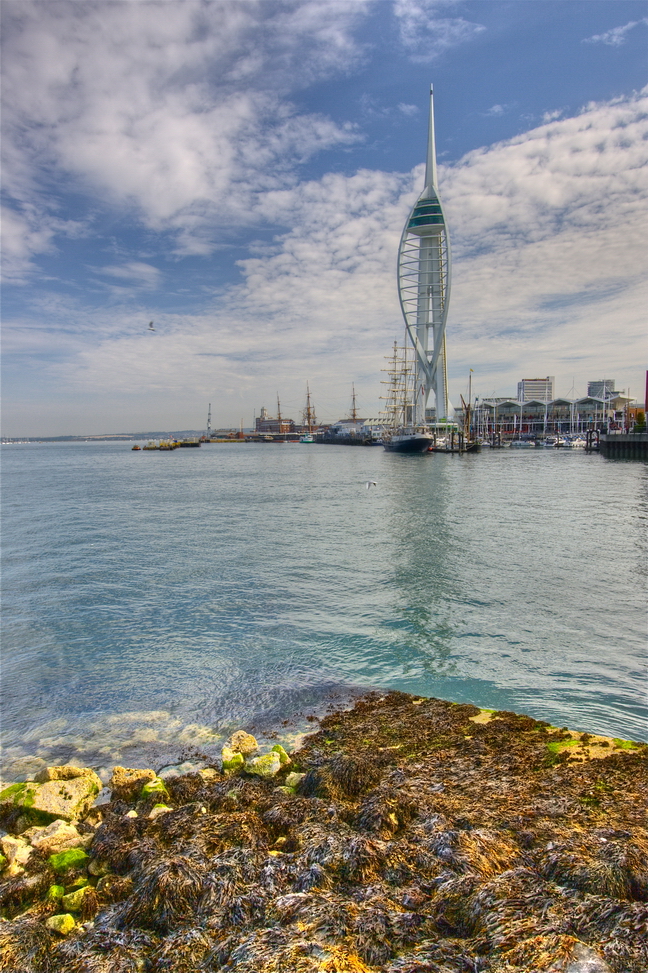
[598,432,648,460]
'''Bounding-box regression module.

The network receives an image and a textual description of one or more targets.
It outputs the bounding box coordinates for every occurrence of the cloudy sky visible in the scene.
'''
[2,0,647,435]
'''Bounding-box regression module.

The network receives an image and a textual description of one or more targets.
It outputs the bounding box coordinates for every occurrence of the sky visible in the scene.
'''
[1,0,647,436]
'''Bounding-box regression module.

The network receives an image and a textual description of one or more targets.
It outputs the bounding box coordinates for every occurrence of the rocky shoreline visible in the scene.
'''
[1,691,647,972]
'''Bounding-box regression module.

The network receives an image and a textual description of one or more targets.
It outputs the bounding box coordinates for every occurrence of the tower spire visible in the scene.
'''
[425,84,437,193]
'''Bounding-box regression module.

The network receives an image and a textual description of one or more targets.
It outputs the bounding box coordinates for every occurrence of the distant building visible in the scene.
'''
[517,376,554,401]
[587,380,617,399]
[255,405,295,435]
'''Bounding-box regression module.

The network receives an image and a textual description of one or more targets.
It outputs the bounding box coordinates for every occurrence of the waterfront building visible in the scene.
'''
[516,376,554,402]
[255,405,295,436]
[397,85,451,422]
[466,394,635,438]
[321,418,384,443]
[587,379,619,400]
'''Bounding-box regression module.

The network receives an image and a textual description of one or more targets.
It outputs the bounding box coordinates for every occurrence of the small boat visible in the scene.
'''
[299,434,314,443]
[131,445,141,450]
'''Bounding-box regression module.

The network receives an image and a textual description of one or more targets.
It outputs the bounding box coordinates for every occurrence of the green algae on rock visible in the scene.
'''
[48,848,89,873]
[140,776,169,799]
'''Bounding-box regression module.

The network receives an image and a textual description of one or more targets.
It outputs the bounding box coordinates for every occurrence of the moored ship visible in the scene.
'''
[381,338,432,454]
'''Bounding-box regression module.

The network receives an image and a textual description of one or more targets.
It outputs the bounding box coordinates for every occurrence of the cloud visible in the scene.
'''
[393,0,485,61]
[583,19,648,46]
[93,262,161,290]
[1,203,88,284]
[4,90,647,431]
[1,1,367,267]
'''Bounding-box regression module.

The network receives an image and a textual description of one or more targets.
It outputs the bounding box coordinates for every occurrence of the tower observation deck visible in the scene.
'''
[397,85,451,421]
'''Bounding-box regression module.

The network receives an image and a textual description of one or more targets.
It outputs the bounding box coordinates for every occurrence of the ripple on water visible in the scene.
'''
[1,442,646,781]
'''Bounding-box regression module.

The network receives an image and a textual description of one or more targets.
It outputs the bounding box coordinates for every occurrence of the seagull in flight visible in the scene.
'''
[148,321,155,331]
[365,481,377,489]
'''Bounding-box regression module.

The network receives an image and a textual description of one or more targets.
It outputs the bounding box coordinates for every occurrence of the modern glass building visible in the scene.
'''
[397,86,451,422]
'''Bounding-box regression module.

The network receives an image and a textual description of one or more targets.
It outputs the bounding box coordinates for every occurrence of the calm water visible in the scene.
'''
[1,441,646,781]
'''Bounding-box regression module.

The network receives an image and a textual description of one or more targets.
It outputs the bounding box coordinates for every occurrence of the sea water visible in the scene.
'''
[1,441,646,781]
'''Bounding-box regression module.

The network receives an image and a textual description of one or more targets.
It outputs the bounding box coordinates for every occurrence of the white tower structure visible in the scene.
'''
[397,85,451,422]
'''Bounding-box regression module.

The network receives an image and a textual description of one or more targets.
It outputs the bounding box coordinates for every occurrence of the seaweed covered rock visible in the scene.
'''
[0,693,646,973]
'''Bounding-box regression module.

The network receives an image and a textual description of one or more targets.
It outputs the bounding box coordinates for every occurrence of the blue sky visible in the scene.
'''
[2,0,647,435]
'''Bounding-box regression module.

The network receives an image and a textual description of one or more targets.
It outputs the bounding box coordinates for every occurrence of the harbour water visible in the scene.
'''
[1,441,646,782]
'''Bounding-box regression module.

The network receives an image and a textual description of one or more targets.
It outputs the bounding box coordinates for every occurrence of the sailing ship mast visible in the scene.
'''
[381,335,415,431]
[302,383,317,434]
[349,384,358,422]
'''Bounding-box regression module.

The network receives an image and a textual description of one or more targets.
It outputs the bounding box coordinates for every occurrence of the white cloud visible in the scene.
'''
[4,91,647,431]
[94,262,161,290]
[1,204,87,284]
[1,1,367,266]
[393,0,485,61]
[583,19,648,47]
[398,103,419,117]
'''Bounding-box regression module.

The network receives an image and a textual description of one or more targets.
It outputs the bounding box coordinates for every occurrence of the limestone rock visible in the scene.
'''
[27,819,89,856]
[285,772,306,789]
[271,744,291,766]
[34,765,100,785]
[61,885,90,912]
[221,747,245,773]
[199,768,220,782]
[109,766,156,801]
[549,942,614,973]
[229,730,258,755]
[45,913,76,935]
[1,835,33,867]
[47,884,66,901]
[245,752,281,778]
[148,803,172,819]
[0,771,101,824]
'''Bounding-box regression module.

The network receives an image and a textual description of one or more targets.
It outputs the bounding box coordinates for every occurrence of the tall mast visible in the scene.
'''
[303,382,316,433]
[350,384,358,421]
[206,403,211,438]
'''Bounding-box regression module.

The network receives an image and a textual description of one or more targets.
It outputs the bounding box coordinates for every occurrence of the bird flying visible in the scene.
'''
[148,321,155,331]
[365,481,377,489]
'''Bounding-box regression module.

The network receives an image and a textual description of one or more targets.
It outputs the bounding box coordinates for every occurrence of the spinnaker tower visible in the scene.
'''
[397,85,451,422]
